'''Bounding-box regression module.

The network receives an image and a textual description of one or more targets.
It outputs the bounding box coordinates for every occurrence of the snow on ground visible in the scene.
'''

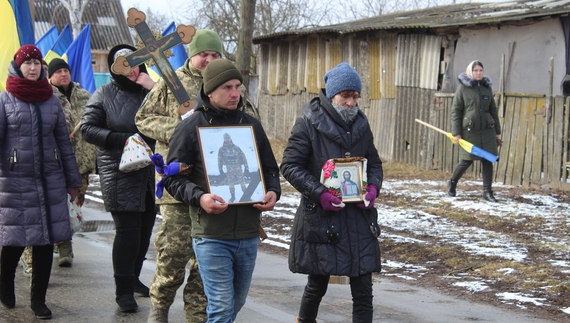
[86,175,570,316]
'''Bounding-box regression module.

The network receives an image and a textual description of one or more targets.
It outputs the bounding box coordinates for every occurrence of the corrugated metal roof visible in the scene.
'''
[33,0,133,51]
[254,0,570,42]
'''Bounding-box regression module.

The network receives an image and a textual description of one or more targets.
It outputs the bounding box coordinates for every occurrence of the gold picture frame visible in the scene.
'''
[197,125,266,204]
[320,158,366,203]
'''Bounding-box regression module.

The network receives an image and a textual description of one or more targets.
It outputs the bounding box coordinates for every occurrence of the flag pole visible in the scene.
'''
[415,119,448,136]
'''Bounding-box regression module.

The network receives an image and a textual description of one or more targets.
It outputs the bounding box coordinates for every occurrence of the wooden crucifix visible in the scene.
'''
[112,8,196,113]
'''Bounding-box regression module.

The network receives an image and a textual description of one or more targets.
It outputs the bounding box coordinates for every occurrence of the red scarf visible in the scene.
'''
[5,76,53,103]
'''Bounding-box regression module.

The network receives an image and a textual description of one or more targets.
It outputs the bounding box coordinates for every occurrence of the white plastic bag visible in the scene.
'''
[119,133,153,172]
[67,194,83,234]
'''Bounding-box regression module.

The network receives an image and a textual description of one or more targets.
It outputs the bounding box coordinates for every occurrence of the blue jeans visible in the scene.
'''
[192,237,258,323]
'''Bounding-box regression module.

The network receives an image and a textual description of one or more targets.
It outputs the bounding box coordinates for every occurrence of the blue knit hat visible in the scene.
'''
[324,63,361,99]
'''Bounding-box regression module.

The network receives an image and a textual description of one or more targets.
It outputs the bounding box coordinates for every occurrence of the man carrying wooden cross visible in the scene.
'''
[135,29,226,323]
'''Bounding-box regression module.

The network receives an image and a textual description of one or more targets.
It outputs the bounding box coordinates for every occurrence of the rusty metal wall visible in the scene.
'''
[396,34,441,89]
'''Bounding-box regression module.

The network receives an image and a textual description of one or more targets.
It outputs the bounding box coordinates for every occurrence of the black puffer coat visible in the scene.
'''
[81,45,155,212]
[280,90,383,277]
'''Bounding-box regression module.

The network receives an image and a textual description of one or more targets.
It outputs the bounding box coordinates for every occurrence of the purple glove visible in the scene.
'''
[319,191,344,212]
[67,188,78,202]
[356,184,378,210]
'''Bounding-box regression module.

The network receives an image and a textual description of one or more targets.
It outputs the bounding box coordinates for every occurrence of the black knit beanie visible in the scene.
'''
[48,58,70,78]
[202,59,243,94]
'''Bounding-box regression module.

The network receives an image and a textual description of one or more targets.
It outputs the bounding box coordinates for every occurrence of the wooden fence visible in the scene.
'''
[257,89,569,190]
[421,94,570,190]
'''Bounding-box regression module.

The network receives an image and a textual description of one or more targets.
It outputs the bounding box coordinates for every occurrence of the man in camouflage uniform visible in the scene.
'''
[218,133,249,202]
[136,29,224,323]
[48,58,95,266]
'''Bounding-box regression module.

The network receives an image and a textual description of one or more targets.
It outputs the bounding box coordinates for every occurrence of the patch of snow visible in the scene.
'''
[496,292,548,306]
[453,281,489,292]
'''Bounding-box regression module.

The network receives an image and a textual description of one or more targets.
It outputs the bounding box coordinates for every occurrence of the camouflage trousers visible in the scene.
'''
[150,203,207,323]
[226,166,246,196]
[77,173,90,206]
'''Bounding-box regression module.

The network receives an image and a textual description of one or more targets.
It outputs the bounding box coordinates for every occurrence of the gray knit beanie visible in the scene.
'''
[324,62,362,99]
[188,29,223,58]
[203,59,243,94]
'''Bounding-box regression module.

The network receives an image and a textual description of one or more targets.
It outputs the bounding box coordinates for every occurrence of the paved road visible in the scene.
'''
[0,206,554,322]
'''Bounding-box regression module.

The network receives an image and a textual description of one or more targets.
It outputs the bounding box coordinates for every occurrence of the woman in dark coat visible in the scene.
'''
[280,63,383,323]
[448,60,502,202]
[0,44,82,319]
[81,44,156,313]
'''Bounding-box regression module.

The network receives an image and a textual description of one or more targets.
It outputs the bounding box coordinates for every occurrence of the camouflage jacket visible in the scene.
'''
[136,59,260,205]
[54,83,96,174]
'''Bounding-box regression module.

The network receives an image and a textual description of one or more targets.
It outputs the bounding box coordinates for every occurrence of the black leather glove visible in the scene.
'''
[106,132,130,149]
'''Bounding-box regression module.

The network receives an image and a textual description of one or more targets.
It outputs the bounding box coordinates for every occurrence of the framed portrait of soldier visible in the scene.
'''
[197,125,266,204]
[320,158,366,203]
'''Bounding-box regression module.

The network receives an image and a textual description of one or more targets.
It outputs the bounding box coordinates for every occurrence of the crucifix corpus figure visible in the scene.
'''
[112,8,196,113]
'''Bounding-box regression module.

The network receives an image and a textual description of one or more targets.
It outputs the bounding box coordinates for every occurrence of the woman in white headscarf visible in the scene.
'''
[448,60,502,202]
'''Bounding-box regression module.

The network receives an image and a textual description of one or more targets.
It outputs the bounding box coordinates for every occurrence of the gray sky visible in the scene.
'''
[121,0,509,22]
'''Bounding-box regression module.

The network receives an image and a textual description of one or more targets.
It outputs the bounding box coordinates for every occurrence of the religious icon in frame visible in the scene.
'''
[320,158,368,203]
[197,125,266,204]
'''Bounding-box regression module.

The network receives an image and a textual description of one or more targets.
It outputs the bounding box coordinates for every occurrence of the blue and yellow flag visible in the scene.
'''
[0,0,34,91]
[416,119,499,163]
[444,133,499,163]
[62,23,95,93]
[44,24,72,64]
[36,25,59,58]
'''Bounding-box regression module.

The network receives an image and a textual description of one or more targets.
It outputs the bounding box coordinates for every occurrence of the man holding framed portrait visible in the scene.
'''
[281,62,383,323]
[163,59,281,322]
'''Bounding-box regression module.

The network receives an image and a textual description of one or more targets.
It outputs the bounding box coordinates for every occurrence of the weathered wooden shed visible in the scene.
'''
[253,0,570,189]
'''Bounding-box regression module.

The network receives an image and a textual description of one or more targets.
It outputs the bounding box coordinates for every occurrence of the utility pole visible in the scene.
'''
[236,0,257,96]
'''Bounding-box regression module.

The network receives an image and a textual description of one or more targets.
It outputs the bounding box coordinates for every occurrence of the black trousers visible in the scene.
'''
[110,190,156,279]
[297,273,373,323]
[451,159,494,190]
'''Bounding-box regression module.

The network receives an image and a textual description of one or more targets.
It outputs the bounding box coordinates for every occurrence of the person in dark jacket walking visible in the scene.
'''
[81,44,157,313]
[280,62,383,323]
[163,59,281,322]
[0,44,82,319]
[447,60,502,202]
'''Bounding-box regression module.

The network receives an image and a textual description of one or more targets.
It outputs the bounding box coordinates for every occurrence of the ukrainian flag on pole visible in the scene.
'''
[36,25,59,58]
[0,0,34,91]
[44,24,73,64]
[62,23,95,93]
[415,119,499,163]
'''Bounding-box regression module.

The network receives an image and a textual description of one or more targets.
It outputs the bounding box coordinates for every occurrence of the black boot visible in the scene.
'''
[447,179,457,197]
[0,276,15,308]
[31,301,52,320]
[134,279,150,297]
[229,192,236,203]
[30,245,53,319]
[115,275,138,312]
[298,275,328,323]
[483,190,498,202]
[0,246,20,309]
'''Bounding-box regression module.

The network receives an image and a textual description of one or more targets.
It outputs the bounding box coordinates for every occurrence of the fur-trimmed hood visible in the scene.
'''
[458,72,492,88]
